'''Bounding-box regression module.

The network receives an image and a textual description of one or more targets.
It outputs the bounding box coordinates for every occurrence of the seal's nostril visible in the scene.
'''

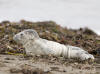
[13,35,18,41]
[13,36,16,41]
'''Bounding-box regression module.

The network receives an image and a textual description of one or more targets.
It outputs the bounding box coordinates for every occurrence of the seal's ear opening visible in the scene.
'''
[25,29,40,39]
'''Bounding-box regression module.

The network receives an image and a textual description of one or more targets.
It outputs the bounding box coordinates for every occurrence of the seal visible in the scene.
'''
[13,29,94,60]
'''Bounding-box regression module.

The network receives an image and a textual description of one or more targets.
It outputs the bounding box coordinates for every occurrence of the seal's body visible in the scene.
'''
[13,29,94,60]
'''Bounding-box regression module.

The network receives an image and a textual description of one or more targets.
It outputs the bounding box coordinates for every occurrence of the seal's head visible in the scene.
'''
[13,29,39,45]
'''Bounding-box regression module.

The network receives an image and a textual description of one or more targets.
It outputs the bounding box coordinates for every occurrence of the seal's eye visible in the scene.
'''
[20,33,23,36]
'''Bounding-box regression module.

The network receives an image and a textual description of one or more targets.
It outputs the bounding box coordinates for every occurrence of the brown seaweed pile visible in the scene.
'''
[0,20,100,56]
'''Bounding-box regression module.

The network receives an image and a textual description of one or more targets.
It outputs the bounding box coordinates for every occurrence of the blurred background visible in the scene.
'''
[0,0,100,34]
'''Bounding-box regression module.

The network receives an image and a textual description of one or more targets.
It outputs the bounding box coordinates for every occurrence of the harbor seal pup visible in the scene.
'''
[13,29,94,61]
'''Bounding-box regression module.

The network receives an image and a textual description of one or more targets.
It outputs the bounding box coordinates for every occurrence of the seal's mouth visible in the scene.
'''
[13,35,17,41]
[13,35,21,44]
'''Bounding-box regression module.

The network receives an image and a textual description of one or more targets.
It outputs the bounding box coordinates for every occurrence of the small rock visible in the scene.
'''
[10,68,22,73]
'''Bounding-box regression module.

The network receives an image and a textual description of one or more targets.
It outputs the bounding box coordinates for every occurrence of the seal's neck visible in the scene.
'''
[23,38,41,47]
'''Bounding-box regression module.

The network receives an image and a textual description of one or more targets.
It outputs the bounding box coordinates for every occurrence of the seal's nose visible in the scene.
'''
[13,35,17,41]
